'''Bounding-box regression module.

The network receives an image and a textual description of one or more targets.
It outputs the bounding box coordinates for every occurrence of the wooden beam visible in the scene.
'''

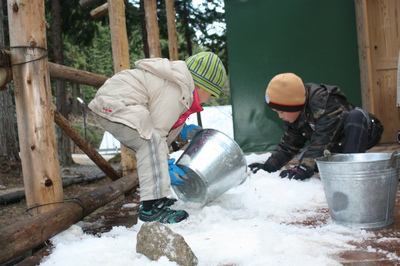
[48,62,108,87]
[144,0,162,58]
[0,173,112,205]
[7,0,63,215]
[165,0,179,61]
[54,110,120,181]
[90,2,109,20]
[0,172,139,265]
[0,50,108,88]
[90,0,128,20]
[79,0,99,9]
[108,0,137,176]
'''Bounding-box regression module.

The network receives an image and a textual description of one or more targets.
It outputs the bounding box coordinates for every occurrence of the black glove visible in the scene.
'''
[279,165,314,180]
[248,162,278,174]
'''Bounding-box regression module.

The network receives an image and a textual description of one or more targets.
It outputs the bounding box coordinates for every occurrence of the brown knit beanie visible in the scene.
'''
[265,73,306,112]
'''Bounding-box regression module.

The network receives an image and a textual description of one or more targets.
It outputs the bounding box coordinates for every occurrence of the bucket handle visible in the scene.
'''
[388,151,400,168]
[323,150,331,157]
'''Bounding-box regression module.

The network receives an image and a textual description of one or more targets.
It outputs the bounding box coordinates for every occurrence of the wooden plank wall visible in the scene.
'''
[356,0,400,143]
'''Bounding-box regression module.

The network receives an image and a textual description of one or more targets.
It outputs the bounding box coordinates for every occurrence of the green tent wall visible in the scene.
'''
[225,0,362,153]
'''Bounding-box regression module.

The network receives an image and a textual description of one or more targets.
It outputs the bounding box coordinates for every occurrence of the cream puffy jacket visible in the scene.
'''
[88,58,195,142]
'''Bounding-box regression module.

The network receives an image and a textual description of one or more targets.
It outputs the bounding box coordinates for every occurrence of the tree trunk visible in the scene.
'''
[165,0,179,61]
[7,0,63,215]
[0,0,20,164]
[70,83,79,115]
[140,0,150,58]
[143,0,162,58]
[51,0,73,165]
[182,0,192,56]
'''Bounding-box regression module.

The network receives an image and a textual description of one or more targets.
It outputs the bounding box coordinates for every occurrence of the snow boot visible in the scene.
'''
[139,198,188,224]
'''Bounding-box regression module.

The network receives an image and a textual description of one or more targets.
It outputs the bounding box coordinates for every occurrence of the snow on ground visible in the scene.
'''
[39,105,389,265]
[40,154,377,266]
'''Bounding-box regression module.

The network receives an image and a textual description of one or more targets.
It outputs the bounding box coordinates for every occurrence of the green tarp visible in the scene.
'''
[225,0,361,153]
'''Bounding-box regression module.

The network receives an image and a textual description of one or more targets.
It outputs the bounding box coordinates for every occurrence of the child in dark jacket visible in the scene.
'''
[249,73,384,180]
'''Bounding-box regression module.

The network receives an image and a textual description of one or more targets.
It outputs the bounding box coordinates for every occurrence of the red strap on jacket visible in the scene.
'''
[171,88,203,130]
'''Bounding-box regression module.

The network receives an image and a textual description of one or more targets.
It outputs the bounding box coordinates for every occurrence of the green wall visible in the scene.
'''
[225,0,361,153]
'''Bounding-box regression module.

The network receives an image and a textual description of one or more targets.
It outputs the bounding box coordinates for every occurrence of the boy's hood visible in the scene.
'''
[134,58,192,87]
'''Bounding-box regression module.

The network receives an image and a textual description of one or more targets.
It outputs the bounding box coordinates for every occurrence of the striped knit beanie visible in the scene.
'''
[186,52,226,98]
[265,73,306,112]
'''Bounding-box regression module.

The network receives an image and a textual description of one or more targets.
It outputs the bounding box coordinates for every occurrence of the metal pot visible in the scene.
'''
[172,129,248,206]
[315,151,400,228]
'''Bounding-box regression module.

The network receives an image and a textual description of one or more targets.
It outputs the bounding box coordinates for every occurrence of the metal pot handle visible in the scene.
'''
[388,151,400,168]
[323,150,331,157]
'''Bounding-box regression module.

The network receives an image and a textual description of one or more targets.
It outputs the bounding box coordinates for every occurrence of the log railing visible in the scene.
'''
[0,172,139,265]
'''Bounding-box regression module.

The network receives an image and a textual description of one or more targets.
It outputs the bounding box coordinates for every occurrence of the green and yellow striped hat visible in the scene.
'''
[185,52,226,98]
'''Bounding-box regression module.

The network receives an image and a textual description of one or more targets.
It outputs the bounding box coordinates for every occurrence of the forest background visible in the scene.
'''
[0,0,227,169]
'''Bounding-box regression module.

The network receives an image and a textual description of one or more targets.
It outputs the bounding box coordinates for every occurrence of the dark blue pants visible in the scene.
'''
[341,108,382,153]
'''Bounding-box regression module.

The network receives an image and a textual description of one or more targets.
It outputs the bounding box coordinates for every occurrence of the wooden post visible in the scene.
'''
[144,0,162,58]
[107,0,137,176]
[165,0,179,61]
[0,172,139,265]
[354,0,374,113]
[7,0,63,215]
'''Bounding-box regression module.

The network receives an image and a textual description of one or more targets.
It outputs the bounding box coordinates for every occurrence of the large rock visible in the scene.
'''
[136,221,198,266]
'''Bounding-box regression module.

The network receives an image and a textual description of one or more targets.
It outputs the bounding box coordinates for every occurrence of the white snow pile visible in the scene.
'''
[39,151,384,266]
[39,105,397,265]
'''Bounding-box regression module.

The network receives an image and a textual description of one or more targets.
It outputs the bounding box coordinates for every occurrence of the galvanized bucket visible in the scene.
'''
[315,151,400,228]
[172,129,248,206]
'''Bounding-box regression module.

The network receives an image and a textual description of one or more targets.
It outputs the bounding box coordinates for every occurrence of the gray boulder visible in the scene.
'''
[136,221,198,266]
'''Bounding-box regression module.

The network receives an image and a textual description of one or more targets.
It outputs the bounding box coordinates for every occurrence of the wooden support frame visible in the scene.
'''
[0,50,118,180]
[79,0,99,9]
[7,0,63,215]
[89,0,128,20]
[355,0,400,143]
[108,0,137,176]
[48,62,108,87]
[54,110,120,181]
[0,172,139,265]
[0,50,109,88]
[90,2,109,20]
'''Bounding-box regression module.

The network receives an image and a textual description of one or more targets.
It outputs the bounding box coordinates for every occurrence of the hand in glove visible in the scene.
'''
[168,158,186,186]
[180,123,200,141]
[279,165,314,180]
[248,162,278,174]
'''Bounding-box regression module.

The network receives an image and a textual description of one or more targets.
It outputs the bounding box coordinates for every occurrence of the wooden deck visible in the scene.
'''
[15,143,400,265]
